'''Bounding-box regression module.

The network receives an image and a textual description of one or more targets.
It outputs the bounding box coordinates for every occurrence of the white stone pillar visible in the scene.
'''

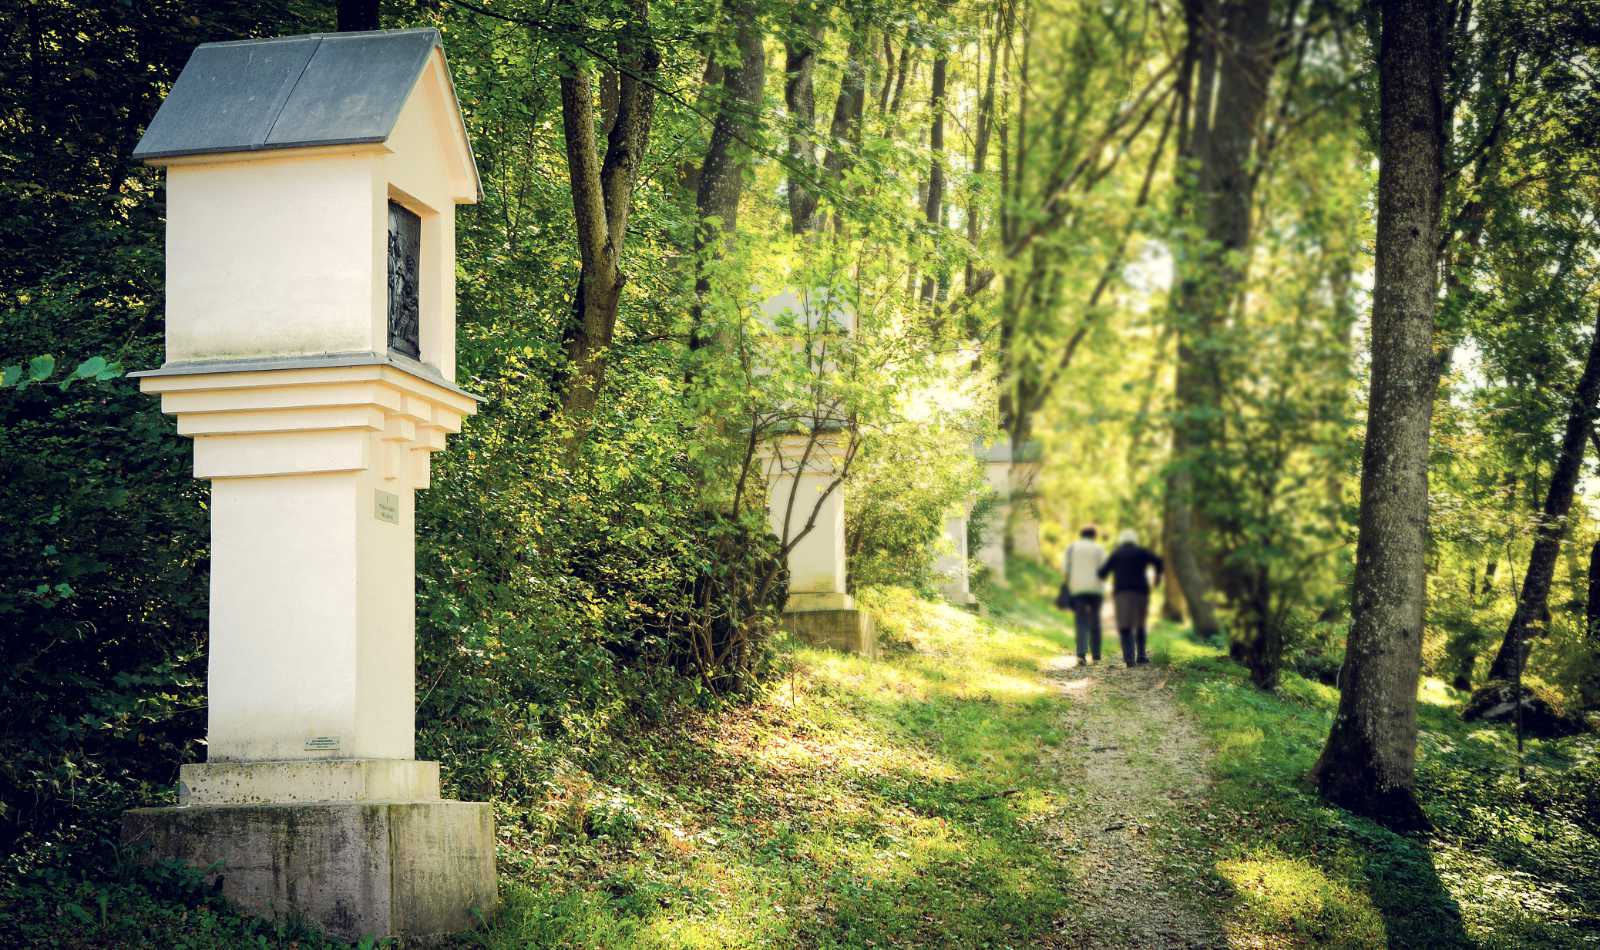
[976,440,1012,586]
[765,433,851,611]
[140,363,472,773]
[762,432,875,653]
[1008,453,1044,561]
[935,501,977,606]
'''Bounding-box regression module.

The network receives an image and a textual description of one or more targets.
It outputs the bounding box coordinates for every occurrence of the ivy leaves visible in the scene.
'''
[1,355,123,393]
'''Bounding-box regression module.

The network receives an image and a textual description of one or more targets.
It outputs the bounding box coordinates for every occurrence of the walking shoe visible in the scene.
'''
[1138,657,1150,665]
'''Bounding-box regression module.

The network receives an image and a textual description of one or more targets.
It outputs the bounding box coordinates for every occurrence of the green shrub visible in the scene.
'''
[847,428,983,592]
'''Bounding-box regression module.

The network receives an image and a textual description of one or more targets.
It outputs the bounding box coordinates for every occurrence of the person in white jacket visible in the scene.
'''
[1063,525,1108,664]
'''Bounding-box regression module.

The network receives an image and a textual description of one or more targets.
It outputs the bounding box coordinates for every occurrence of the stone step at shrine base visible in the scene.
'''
[782,605,878,657]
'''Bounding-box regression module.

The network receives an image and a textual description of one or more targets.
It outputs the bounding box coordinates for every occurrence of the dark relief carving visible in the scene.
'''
[387,201,421,360]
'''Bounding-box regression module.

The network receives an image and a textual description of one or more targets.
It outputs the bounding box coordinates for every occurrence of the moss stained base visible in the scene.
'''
[121,799,496,941]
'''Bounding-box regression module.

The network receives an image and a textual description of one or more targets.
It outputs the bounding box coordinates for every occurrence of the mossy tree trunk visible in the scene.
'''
[1312,0,1446,833]
[1165,0,1275,643]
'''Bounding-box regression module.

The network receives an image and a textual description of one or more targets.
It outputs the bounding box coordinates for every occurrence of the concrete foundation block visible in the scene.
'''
[121,799,496,941]
[784,608,877,656]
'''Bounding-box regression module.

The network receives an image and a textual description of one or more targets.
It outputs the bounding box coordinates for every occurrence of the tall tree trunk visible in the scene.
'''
[1165,0,1275,642]
[1311,0,1446,833]
[784,23,823,235]
[919,53,948,305]
[336,0,378,31]
[1485,301,1600,680]
[1161,540,1187,622]
[886,30,913,118]
[689,6,766,350]
[1243,567,1280,689]
[964,14,1003,316]
[556,7,660,431]
[1584,539,1600,708]
[821,17,869,226]
[678,55,726,196]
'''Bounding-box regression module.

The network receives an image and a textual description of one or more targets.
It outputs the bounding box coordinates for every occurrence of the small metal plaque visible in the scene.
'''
[304,735,340,752]
[375,489,400,524]
[386,200,421,360]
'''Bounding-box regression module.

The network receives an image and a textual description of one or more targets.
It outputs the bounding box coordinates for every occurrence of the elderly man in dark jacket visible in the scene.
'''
[1097,529,1164,667]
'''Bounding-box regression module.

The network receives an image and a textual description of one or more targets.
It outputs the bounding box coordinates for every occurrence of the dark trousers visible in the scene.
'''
[1070,594,1103,660]
[1113,591,1150,665]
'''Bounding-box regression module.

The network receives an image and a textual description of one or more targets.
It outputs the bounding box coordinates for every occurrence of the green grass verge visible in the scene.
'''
[478,575,1083,948]
[1151,624,1600,949]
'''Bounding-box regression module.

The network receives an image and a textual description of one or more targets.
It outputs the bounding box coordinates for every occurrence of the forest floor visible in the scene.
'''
[472,563,1597,949]
[6,563,1597,947]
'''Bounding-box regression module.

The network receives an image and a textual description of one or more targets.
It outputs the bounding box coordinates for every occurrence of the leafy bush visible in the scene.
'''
[0,847,345,949]
[847,427,983,592]
[0,370,210,867]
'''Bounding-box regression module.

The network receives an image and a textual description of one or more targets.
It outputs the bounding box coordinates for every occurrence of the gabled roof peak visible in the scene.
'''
[134,28,480,198]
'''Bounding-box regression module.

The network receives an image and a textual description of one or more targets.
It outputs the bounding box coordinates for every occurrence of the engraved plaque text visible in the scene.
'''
[375,489,400,525]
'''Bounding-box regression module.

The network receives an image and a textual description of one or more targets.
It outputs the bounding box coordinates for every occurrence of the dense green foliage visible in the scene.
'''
[0,0,325,867]
[0,0,992,878]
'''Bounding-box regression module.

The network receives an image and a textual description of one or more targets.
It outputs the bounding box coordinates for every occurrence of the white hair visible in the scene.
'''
[1118,529,1138,546]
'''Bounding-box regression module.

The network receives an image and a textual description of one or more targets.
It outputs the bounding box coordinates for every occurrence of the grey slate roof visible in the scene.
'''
[133,28,470,168]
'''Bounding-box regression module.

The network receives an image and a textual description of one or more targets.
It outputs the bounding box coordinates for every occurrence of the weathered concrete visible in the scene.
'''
[122,800,496,941]
[783,608,877,657]
[179,758,441,805]
[786,590,854,611]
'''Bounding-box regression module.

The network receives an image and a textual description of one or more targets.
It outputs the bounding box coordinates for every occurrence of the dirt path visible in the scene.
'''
[1040,654,1225,949]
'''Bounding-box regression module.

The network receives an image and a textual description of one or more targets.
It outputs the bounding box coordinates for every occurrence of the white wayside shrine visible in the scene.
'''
[120,30,494,939]
[976,439,1013,585]
[934,500,978,607]
[1009,440,1044,560]
[758,290,877,655]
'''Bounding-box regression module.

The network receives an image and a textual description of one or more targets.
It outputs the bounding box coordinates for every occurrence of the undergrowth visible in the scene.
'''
[475,579,1082,947]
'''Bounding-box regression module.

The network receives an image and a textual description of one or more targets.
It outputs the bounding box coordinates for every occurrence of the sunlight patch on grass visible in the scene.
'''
[479,583,1086,947]
[1215,724,1265,759]
[725,689,961,785]
[1217,853,1385,948]
[1431,838,1588,945]
[1417,677,1461,710]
